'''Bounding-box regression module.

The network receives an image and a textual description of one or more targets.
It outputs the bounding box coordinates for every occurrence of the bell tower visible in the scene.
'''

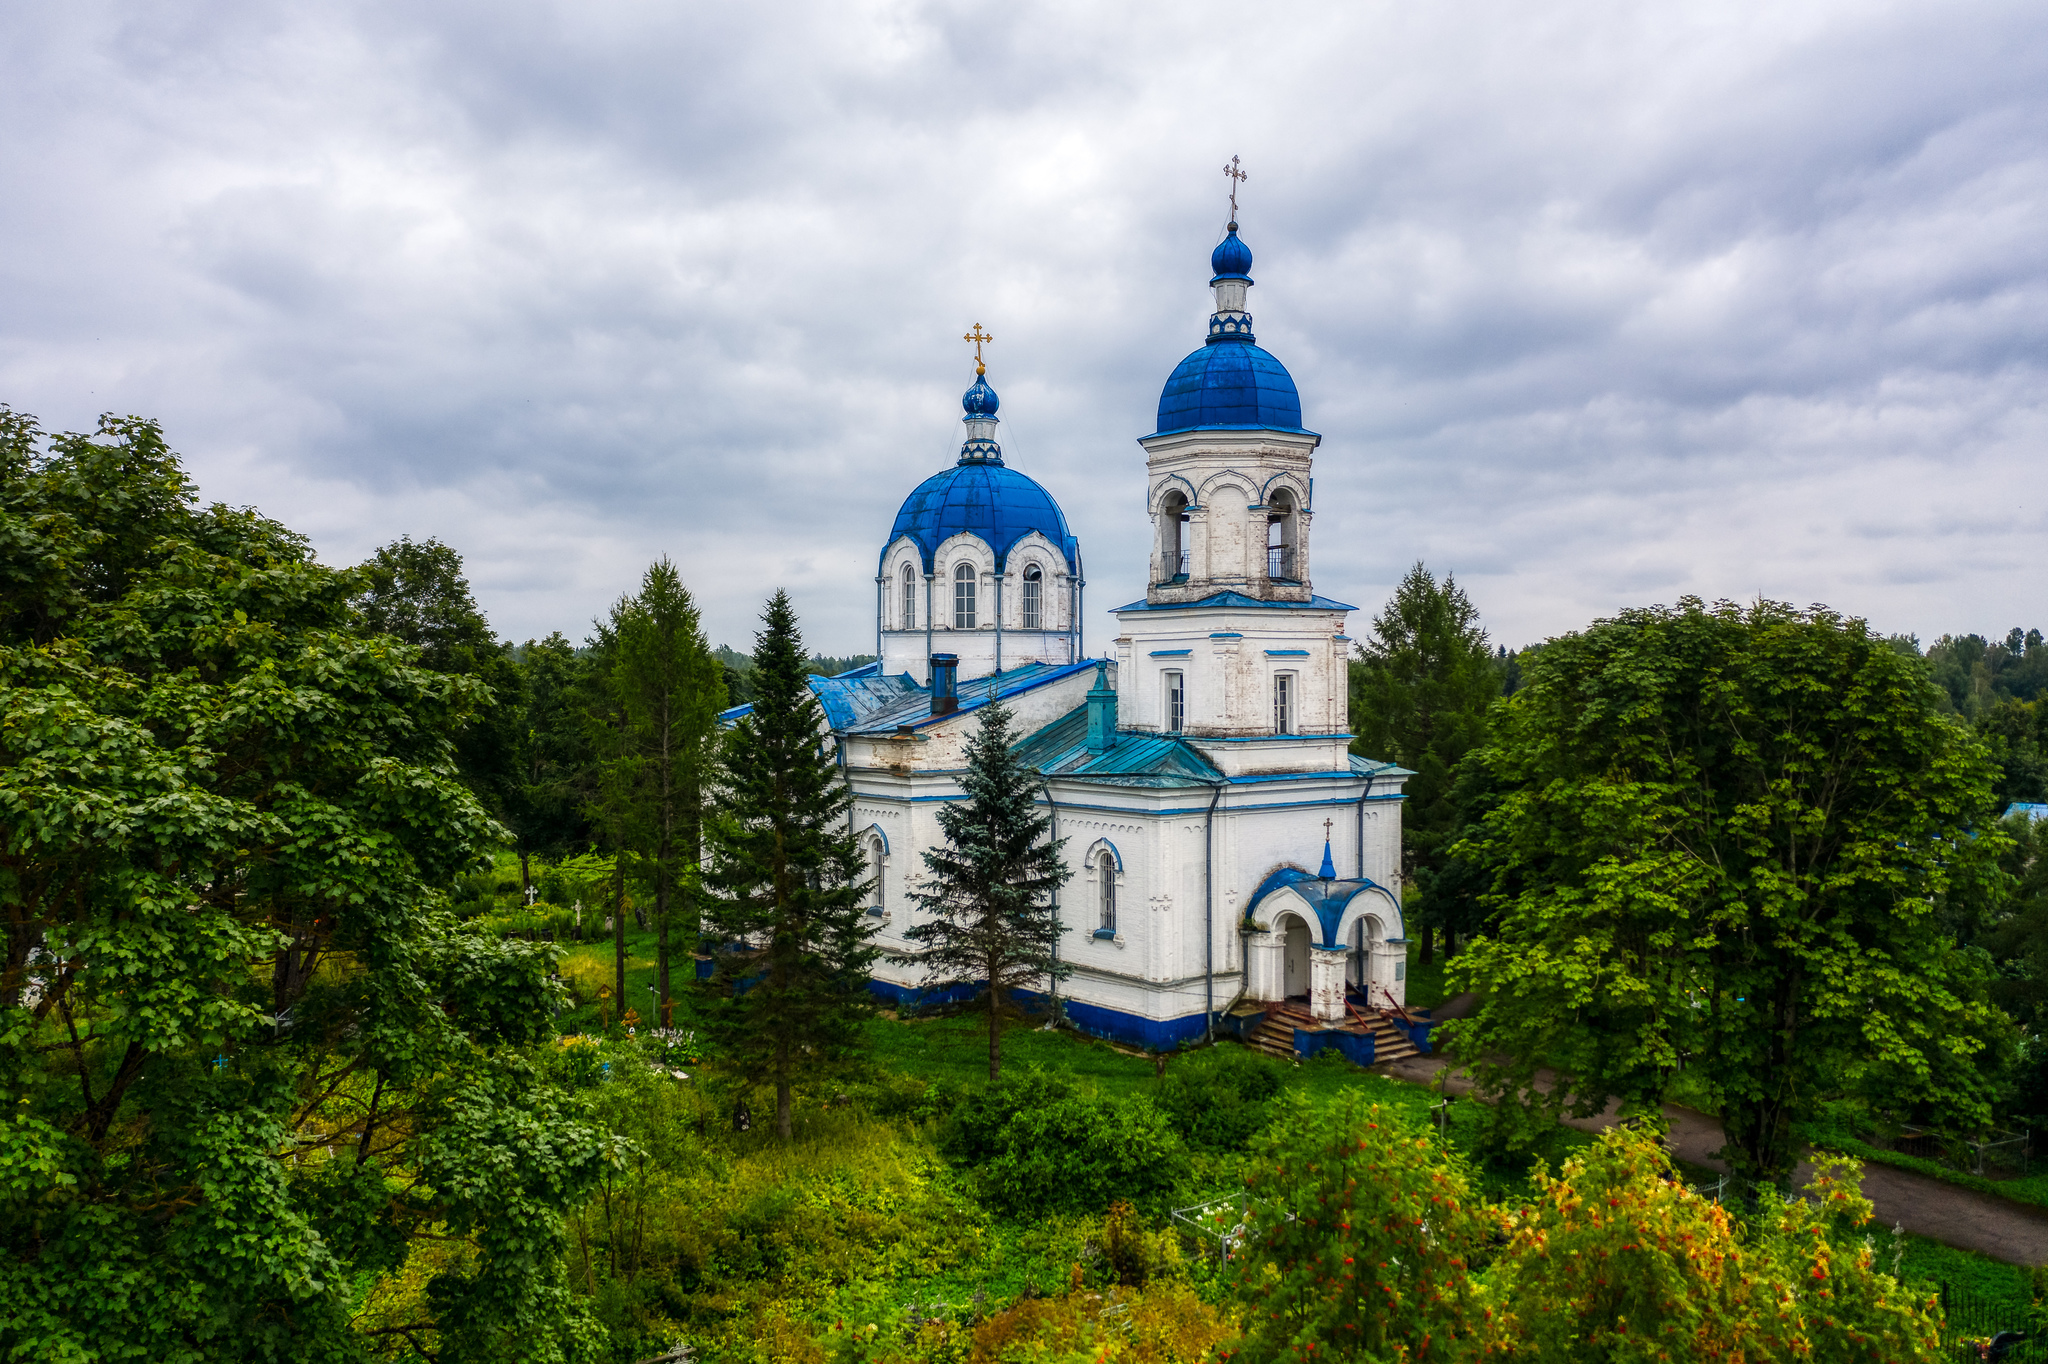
[1112,203,1354,773]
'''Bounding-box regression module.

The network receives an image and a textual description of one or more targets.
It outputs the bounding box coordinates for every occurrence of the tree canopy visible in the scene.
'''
[0,409,617,1362]
[1446,597,2012,1186]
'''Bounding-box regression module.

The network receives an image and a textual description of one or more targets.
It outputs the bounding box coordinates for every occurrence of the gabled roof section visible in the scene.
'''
[837,659,1099,737]
[1349,754,1415,781]
[1012,704,1227,788]
[1112,590,1359,613]
[717,661,916,732]
[1245,865,1402,948]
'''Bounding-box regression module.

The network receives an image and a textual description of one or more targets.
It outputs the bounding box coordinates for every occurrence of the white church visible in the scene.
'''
[734,217,1414,1050]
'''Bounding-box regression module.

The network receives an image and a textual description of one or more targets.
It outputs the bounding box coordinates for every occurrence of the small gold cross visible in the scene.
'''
[1223,155,1247,217]
[963,323,994,375]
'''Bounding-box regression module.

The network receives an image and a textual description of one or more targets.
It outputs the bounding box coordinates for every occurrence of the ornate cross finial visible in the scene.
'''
[1223,155,1247,219]
[963,323,994,375]
[1322,817,1333,841]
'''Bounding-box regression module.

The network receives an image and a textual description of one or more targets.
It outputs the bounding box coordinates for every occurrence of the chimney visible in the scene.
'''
[1085,660,1117,753]
[929,654,959,715]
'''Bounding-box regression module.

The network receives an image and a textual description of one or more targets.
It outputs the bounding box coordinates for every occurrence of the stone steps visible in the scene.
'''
[1236,1003,1421,1065]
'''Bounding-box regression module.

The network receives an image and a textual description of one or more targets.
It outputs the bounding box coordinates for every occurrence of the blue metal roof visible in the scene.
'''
[1112,590,1359,613]
[1010,704,1227,788]
[1244,865,1401,949]
[885,461,1080,574]
[1153,339,1309,438]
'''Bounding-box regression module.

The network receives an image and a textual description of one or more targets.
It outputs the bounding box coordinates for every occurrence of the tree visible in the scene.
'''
[0,410,618,1360]
[352,536,525,837]
[699,591,877,1137]
[1226,1092,1495,1364]
[1348,562,1499,959]
[608,560,725,1021]
[898,700,1069,1079]
[1487,1128,1943,1361]
[504,631,596,880]
[1447,597,2012,1186]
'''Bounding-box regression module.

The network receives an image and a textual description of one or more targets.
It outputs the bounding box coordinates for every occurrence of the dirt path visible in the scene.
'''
[1380,1051,2048,1266]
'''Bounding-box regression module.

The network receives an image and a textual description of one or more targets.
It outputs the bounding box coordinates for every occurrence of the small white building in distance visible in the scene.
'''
[726,217,1411,1048]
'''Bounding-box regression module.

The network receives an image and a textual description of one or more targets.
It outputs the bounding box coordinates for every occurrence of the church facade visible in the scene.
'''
[736,220,1410,1048]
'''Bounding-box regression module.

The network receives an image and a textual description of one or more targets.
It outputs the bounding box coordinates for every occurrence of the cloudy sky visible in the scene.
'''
[4,0,2044,655]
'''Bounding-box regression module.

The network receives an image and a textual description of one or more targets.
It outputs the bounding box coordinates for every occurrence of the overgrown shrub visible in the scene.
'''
[1154,1047,1284,1150]
[941,1071,1189,1217]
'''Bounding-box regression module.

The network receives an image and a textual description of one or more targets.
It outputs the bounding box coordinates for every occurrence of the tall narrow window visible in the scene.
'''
[1273,673,1294,734]
[1163,670,1184,733]
[900,564,916,629]
[866,838,886,916]
[1021,564,1043,630]
[953,563,977,629]
[1267,488,1298,581]
[1159,491,1190,581]
[1098,853,1117,932]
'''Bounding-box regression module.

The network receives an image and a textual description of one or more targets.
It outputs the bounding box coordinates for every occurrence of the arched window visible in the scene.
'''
[1098,852,1117,932]
[1021,564,1043,630]
[900,564,917,630]
[866,836,886,916]
[1267,489,1298,581]
[953,563,977,629]
[1160,491,1190,581]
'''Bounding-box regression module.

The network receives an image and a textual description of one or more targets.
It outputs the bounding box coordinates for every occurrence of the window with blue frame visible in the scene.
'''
[1098,852,1116,932]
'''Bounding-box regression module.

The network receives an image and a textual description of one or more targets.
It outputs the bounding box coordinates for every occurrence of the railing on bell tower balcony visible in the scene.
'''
[1266,546,1297,582]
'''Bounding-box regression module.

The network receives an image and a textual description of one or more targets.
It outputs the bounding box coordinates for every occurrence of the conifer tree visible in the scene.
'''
[900,701,1069,1080]
[700,591,877,1137]
[1348,561,1499,959]
[611,559,726,1020]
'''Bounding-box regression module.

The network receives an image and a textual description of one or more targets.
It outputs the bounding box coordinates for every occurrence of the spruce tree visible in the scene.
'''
[899,701,1069,1080]
[700,591,877,1137]
[611,559,726,1021]
[1347,561,1499,960]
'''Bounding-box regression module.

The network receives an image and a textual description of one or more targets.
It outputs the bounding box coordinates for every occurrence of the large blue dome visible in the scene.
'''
[1154,341,1306,435]
[887,461,1079,573]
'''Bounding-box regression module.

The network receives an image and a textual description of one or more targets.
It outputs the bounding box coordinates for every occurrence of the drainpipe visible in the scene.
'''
[994,568,1004,685]
[1041,777,1063,1024]
[1203,777,1226,1041]
[923,571,934,686]
[1355,771,1377,878]
[874,573,883,666]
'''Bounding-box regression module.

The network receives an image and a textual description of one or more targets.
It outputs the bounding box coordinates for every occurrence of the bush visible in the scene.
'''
[1154,1047,1284,1150]
[942,1071,1189,1218]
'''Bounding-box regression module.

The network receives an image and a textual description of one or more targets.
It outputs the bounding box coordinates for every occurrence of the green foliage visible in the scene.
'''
[1923,628,2048,717]
[508,631,598,864]
[940,1071,1188,1218]
[604,559,726,1012]
[898,701,1069,1080]
[1227,1092,1492,1364]
[0,408,618,1362]
[1154,1047,1284,1151]
[353,533,527,826]
[1486,1129,1945,1362]
[1346,563,1500,953]
[700,591,878,1138]
[1447,597,2014,1186]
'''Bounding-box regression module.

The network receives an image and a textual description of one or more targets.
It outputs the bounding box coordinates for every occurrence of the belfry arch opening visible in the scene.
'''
[1266,488,1299,582]
[1159,490,1190,582]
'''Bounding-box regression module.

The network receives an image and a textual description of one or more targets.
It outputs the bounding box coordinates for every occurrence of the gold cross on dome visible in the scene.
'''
[963,323,994,375]
[1223,155,1247,217]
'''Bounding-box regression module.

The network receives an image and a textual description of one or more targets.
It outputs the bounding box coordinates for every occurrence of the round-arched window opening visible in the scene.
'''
[1160,491,1190,581]
[900,564,917,630]
[952,563,977,629]
[1267,488,1298,582]
[1098,853,1117,932]
[1021,564,1043,630]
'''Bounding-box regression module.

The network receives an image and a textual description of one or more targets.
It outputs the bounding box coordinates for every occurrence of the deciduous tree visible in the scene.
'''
[1447,597,2011,1186]
[0,409,617,1361]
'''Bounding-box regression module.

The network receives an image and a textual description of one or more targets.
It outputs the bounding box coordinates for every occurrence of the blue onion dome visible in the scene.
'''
[886,462,1080,574]
[1155,342,1305,434]
[1210,223,1253,281]
[962,373,1000,418]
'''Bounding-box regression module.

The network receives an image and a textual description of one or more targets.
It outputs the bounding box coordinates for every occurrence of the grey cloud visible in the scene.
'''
[2,0,2044,655]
